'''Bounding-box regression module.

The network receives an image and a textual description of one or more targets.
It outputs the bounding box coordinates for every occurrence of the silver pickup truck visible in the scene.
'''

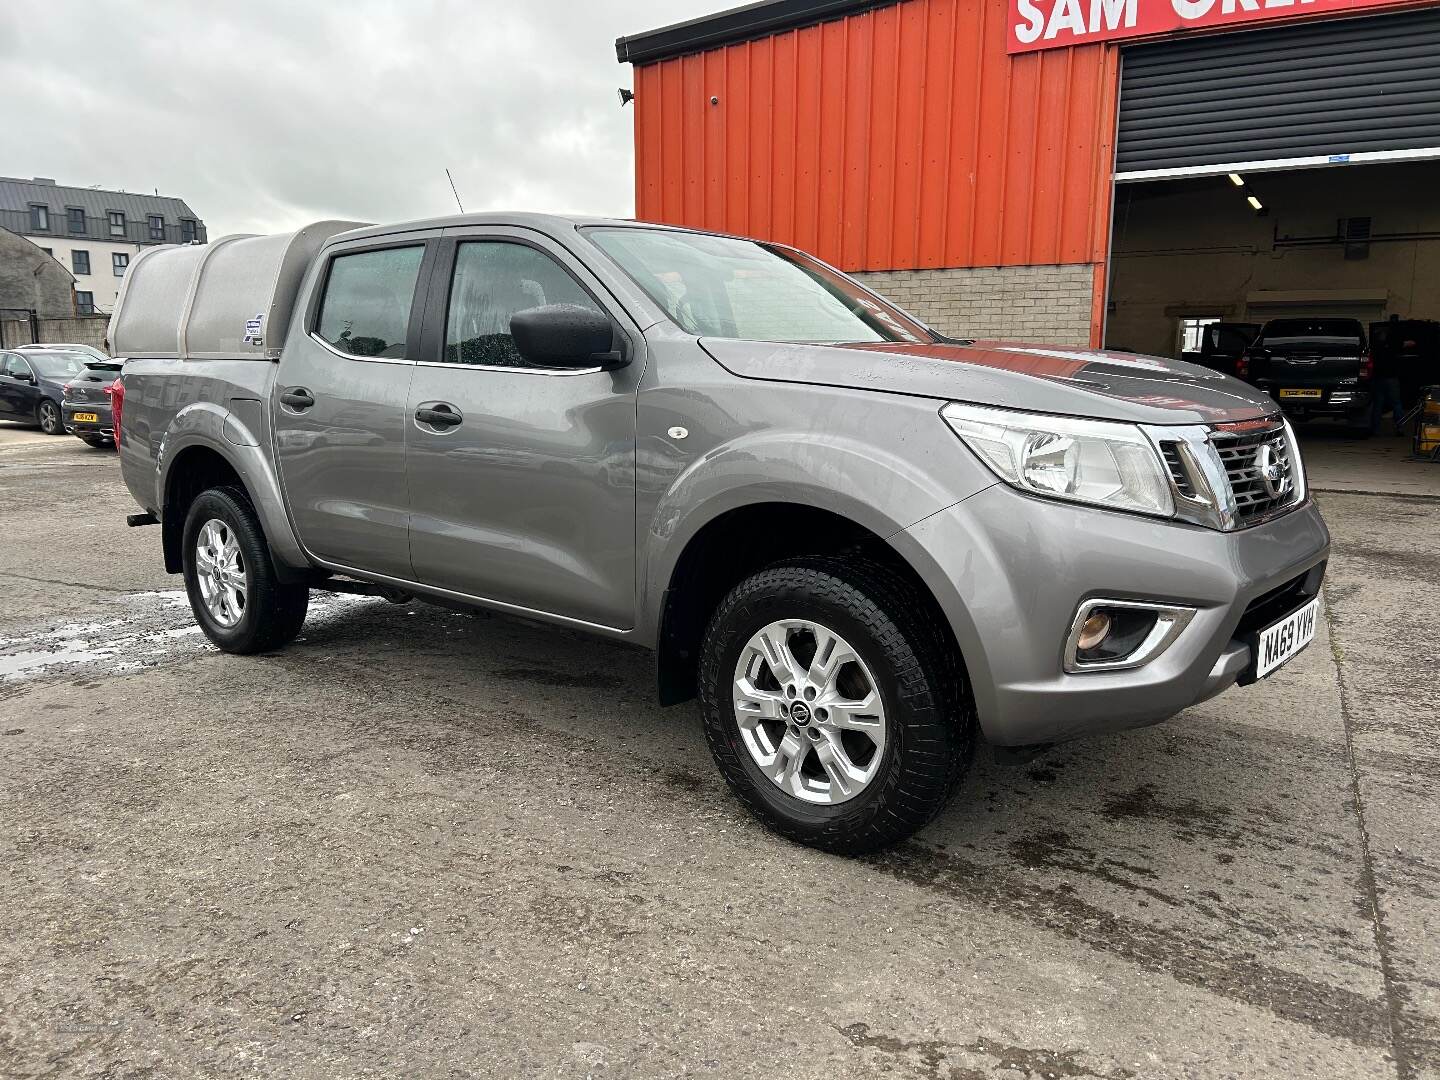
[110,214,1329,854]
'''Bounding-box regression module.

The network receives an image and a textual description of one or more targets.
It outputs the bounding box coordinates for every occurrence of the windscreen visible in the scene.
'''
[1259,319,1364,345]
[27,352,87,378]
[587,227,933,344]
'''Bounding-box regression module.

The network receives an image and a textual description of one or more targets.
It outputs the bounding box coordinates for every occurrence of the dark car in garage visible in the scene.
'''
[1196,322,1261,378]
[62,358,125,447]
[1242,318,1372,433]
[0,349,87,435]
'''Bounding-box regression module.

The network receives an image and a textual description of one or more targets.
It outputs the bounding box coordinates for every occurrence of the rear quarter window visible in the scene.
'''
[316,246,425,359]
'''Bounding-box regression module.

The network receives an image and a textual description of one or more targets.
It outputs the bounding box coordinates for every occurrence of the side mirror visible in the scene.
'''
[510,304,626,370]
[13,371,33,383]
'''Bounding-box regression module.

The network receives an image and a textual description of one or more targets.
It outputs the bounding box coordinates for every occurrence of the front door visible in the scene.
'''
[404,228,642,629]
[0,354,39,420]
[272,233,438,580]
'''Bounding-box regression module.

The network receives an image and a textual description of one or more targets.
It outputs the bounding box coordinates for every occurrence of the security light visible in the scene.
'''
[617,88,635,106]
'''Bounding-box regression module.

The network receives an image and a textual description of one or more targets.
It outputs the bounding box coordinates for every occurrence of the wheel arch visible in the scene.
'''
[157,410,310,581]
[651,498,965,709]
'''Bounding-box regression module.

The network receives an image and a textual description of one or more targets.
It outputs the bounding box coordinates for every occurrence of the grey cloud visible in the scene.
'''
[0,0,716,236]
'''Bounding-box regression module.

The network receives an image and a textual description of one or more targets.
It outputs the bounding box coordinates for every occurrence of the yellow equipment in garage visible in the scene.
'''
[1415,386,1440,460]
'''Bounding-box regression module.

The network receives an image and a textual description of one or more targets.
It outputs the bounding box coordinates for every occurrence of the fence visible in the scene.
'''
[0,311,109,351]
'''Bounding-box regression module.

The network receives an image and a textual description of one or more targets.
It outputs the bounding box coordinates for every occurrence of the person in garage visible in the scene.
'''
[1373,316,1409,437]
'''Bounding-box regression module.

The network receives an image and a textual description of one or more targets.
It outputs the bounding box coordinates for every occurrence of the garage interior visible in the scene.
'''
[1106,159,1440,357]
[1101,5,1440,464]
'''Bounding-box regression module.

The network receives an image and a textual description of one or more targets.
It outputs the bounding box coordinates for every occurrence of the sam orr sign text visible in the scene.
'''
[1009,0,1406,53]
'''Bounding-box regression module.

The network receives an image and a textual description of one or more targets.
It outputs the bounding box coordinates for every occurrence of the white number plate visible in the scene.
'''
[1255,597,1320,679]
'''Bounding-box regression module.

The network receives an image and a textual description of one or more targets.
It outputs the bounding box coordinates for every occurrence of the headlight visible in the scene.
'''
[941,402,1175,518]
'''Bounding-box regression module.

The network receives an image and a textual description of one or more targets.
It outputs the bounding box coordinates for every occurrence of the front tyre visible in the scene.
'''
[699,558,975,855]
[182,486,309,654]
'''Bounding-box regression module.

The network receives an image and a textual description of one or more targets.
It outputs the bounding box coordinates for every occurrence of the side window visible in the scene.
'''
[4,355,30,379]
[444,242,603,367]
[315,246,425,359]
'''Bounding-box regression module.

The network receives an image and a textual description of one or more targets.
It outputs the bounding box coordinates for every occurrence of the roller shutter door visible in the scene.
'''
[1115,7,1440,181]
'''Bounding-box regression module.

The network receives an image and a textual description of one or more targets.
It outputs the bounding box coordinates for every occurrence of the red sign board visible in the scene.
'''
[1008,0,1408,54]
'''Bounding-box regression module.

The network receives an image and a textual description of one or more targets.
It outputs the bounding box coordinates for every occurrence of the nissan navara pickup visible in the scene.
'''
[108,215,1330,854]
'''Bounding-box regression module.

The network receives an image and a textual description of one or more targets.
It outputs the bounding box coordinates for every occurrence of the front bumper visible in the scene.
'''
[63,401,114,439]
[891,483,1331,747]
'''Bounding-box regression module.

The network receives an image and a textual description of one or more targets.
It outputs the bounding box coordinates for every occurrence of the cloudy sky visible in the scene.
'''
[1,0,718,236]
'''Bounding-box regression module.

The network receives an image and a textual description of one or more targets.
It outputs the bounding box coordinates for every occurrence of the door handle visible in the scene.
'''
[415,403,463,429]
[280,387,315,409]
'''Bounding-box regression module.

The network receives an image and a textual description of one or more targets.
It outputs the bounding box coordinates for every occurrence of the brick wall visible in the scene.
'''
[855,264,1096,346]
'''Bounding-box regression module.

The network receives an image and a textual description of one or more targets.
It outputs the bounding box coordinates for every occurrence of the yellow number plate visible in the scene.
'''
[72,412,99,423]
[1278,389,1322,400]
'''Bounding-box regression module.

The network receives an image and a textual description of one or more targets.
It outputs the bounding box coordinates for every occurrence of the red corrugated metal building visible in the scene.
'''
[617,0,1440,349]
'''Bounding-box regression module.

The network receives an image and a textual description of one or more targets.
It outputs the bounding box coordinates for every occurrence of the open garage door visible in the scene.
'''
[1115,6,1440,182]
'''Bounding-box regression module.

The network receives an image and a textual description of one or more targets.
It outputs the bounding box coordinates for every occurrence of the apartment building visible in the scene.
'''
[0,176,207,316]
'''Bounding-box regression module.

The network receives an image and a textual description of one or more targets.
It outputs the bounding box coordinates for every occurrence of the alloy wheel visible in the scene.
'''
[194,518,248,628]
[731,619,888,805]
[38,400,61,434]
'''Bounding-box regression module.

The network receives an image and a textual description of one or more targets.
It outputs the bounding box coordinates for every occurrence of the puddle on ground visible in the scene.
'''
[0,590,371,685]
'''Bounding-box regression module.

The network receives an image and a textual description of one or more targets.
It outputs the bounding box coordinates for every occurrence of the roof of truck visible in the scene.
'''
[327,213,708,245]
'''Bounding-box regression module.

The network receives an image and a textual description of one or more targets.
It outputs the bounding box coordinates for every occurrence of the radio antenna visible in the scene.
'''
[445,168,465,214]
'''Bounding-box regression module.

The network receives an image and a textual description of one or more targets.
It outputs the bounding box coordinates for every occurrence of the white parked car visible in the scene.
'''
[15,343,108,362]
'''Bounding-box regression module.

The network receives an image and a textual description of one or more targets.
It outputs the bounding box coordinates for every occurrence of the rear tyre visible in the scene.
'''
[699,556,975,855]
[182,486,309,654]
[36,399,63,435]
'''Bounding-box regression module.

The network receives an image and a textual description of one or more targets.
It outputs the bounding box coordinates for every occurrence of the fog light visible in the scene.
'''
[1076,611,1112,651]
[1065,600,1197,673]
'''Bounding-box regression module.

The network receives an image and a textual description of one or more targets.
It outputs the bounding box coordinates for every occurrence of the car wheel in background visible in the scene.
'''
[36,399,63,435]
[699,556,975,855]
[182,486,309,654]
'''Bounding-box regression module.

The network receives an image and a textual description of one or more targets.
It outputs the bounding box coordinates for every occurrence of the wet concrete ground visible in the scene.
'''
[1,430,1437,1079]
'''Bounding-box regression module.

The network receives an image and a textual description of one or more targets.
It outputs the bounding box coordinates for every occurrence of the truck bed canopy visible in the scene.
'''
[108,220,370,360]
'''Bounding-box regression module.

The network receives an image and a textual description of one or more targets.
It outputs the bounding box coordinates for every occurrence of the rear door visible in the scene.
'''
[403,226,643,629]
[272,231,440,580]
[0,353,19,417]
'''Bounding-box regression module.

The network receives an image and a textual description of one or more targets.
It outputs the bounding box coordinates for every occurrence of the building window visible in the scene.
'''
[148,215,165,241]
[30,205,51,231]
[67,207,86,235]
[40,247,53,256]
[113,252,129,276]
[1178,317,1220,354]
[72,250,91,275]
[180,218,197,243]
[76,291,95,315]
[108,211,126,237]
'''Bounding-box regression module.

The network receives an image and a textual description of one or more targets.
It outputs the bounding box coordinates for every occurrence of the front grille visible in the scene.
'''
[1211,421,1298,526]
